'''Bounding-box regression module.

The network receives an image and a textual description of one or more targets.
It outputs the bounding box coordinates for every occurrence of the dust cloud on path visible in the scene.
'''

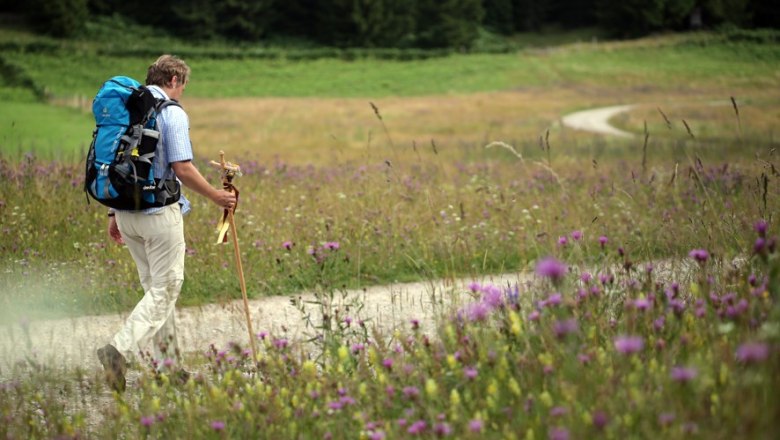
[561,104,636,138]
[0,272,532,374]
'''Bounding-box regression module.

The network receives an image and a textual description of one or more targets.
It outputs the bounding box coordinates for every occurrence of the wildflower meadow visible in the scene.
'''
[1,27,779,439]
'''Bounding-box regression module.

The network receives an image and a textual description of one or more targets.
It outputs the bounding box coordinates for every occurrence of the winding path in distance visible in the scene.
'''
[561,104,636,138]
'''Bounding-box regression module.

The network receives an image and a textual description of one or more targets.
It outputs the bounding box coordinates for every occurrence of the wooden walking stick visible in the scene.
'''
[210,151,257,361]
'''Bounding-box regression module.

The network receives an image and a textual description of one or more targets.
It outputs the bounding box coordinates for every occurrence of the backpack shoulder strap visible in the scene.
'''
[156,99,182,113]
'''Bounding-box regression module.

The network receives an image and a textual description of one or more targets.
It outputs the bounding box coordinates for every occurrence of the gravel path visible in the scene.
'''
[0,272,532,374]
[561,104,636,138]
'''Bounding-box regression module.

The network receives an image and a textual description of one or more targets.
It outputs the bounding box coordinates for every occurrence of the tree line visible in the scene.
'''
[3,0,778,47]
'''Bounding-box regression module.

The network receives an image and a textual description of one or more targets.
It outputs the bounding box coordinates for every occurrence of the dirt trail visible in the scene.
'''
[561,104,636,138]
[0,272,531,374]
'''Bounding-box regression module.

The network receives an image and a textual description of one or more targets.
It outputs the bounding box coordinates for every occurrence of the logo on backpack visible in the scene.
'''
[84,76,181,210]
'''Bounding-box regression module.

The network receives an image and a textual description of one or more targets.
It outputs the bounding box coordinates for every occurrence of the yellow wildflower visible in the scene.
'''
[508,378,521,396]
[539,391,553,407]
[426,378,438,398]
[450,389,461,407]
[338,345,349,361]
[447,354,457,369]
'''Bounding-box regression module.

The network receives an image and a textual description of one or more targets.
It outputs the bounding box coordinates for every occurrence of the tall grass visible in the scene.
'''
[0,117,775,320]
[1,218,778,438]
[1,26,779,439]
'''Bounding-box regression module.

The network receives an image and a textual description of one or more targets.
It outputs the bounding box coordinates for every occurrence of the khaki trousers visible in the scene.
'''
[113,203,185,365]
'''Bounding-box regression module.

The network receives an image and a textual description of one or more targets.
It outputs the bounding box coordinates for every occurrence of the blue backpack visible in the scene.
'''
[84,76,181,210]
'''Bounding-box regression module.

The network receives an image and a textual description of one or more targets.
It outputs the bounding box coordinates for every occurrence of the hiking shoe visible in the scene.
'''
[97,344,127,392]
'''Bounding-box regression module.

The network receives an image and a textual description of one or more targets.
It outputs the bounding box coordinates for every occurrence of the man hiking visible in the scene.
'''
[98,55,236,392]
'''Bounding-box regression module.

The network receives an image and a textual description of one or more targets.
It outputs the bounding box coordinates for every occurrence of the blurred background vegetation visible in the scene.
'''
[1,0,777,48]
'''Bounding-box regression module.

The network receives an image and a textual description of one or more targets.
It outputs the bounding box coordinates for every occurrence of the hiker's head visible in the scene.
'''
[146,55,190,94]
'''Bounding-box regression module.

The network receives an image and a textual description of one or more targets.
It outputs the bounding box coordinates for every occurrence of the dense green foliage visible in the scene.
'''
[1,0,777,45]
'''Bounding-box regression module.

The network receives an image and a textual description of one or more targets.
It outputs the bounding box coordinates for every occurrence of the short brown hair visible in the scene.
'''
[145,55,190,88]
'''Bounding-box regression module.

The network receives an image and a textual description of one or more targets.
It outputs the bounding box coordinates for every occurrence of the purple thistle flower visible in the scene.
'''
[273,338,289,349]
[658,413,676,426]
[468,419,483,433]
[549,427,569,440]
[407,420,427,435]
[688,249,709,263]
[669,299,686,315]
[434,422,452,437]
[328,400,344,410]
[614,335,644,355]
[592,411,609,430]
[403,386,420,399]
[670,366,698,382]
[558,236,568,246]
[351,343,365,354]
[482,286,504,308]
[736,342,770,364]
[140,416,154,427]
[653,316,665,331]
[528,310,541,321]
[753,237,766,255]
[755,219,768,237]
[580,272,592,283]
[282,240,294,250]
[599,235,608,247]
[468,282,481,292]
[210,420,225,431]
[466,302,491,321]
[550,406,568,417]
[553,318,579,338]
[324,241,340,250]
[369,431,386,440]
[382,358,394,370]
[536,257,567,281]
[549,292,563,305]
[571,230,583,241]
[463,366,478,380]
[340,395,356,406]
[632,298,651,311]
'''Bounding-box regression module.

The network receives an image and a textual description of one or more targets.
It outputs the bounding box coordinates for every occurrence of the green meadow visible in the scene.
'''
[1,24,779,439]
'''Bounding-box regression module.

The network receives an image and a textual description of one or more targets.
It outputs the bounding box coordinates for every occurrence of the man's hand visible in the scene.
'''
[212,189,237,210]
[172,160,237,210]
[108,216,124,245]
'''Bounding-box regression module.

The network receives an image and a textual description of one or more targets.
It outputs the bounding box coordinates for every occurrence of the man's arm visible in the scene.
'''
[172,160,236,209]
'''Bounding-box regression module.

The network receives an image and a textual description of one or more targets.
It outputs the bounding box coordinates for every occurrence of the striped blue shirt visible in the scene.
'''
[143,85,192,215]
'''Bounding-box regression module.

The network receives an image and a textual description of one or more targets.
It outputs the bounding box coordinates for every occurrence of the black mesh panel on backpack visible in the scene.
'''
[126,87,157,125]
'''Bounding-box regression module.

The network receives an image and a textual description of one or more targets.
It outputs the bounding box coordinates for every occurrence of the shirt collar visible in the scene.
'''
[146,84,170,100]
